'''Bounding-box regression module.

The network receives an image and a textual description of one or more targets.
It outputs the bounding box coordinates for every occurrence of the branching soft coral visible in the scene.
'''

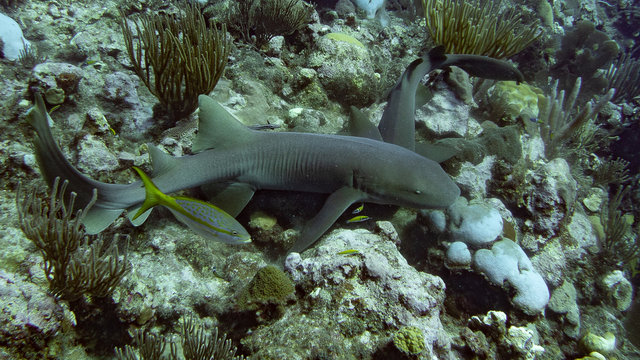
[422,0,541,58]
[17,178,130,300]
[120,3,229,120]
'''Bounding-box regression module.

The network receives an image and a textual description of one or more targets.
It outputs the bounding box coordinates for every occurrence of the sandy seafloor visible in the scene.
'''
[1,0,640,359]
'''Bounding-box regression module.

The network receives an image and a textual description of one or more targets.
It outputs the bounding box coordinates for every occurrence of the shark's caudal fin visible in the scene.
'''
[27,93,105,207]
[193,95,257,152]
[27,93,137,234]
[377,47,525,153]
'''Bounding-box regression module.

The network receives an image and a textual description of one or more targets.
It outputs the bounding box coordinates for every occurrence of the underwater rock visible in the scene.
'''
[77,134,119,174]
[32,63,84,102]
[112,224,255,324]
[277,228,451,359]
[287,107,328,131]
[417,87,480,138]
[0,13,30,61]
[506,325,546,359]
[266,35,285,57]
[444,66,474,105]
[601,270,633,312]
[565,211,599,254]
[441,124,522,167]
[0,221,30,272]
[521,132,546,163]
[530,238,567,287]
[455,156,495,198]
[470,311,545,358]
[469,310,508,337]
[580,331,616,355]
[521,158,577,236]
[582,188,605,212]
[473,239,550,315]
[103,72,141,107]
[447,197,503,248]
[44,87,65,105]
[548,281,581,338]
[0,270,64,349]
[309,32,378,107]
[102,72,154,140]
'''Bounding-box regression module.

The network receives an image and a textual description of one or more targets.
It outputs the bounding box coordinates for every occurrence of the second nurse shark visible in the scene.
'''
[28,47,523,252]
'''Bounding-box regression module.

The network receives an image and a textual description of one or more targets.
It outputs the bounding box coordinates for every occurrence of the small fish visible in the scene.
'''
[48,104,61,114]
[337,249,360,255]
[346,215,370,223]
[352,203,364,214]
[98,114,117,136]
[131,166,251,244]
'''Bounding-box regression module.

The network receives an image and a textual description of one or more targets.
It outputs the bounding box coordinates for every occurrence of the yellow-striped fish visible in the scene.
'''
[131,166,251,244]
[337,249,360,255]
[346,215,370,223]
[352,203,364,214]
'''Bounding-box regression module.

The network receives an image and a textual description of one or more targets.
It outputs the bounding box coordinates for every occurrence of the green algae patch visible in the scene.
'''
[238,265,295,310]
[393,326,426,355]
[324,33,365,48]
[487,81,544,123]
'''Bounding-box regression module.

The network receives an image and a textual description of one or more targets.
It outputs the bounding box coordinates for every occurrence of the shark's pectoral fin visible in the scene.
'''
[83,207,125,235]
[349,106,383,141]
[126,206,152,227]
[415,142,458,163]
[289,187,365,253]
[201,182,256,217]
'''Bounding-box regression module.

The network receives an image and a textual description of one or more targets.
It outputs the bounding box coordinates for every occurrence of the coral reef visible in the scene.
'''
[1,0,640,358]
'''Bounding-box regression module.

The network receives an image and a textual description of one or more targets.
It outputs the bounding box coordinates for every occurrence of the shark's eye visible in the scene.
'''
[415,190,421,194]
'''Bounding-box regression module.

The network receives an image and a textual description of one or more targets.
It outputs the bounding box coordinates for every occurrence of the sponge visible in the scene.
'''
[352,0,385,19]
[473,239,550,315]
[0,13,30,60]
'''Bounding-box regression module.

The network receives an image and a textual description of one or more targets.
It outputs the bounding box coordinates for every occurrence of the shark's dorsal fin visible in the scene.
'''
[148,144,178,178]
[349,106,383,141]
[193,95,255,153]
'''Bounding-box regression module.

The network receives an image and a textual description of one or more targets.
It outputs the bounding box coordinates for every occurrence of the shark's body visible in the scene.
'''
[28,47,523,252]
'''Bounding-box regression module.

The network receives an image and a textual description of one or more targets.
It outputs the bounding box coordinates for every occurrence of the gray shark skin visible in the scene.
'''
[27,47,523,253]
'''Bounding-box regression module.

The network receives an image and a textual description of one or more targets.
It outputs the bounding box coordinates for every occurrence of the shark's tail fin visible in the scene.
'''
[27,93,136,234]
